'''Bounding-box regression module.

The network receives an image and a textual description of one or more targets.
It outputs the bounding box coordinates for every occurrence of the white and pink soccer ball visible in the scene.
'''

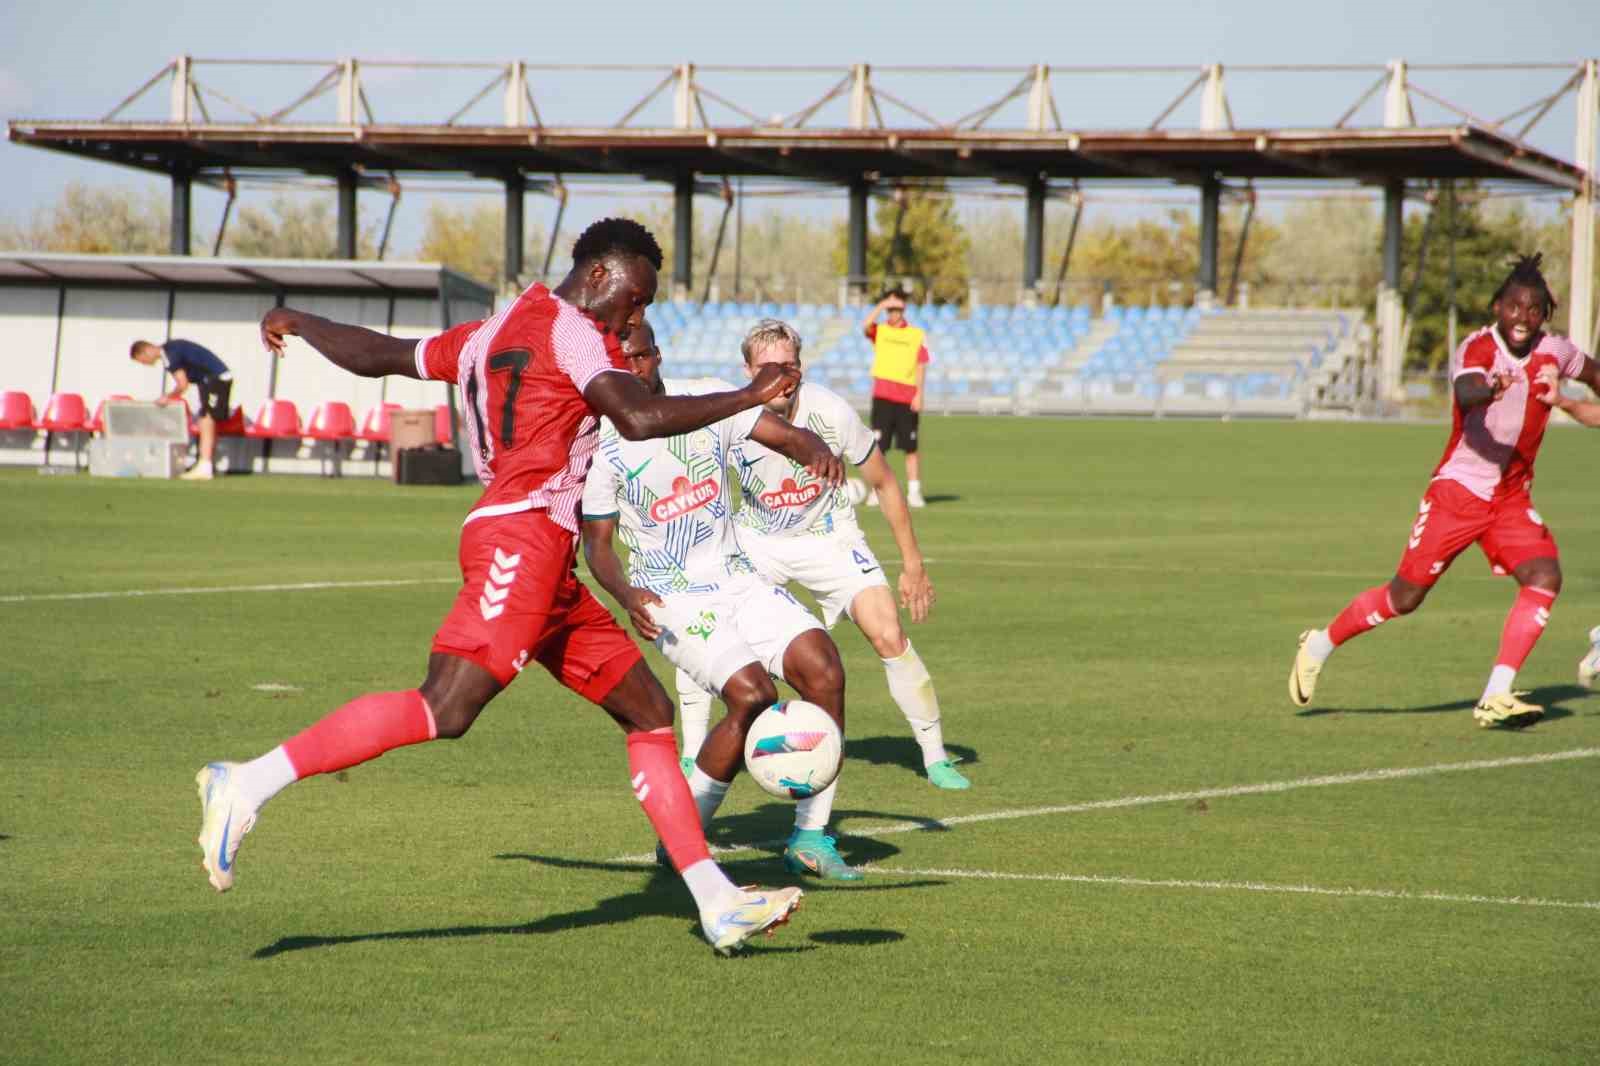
[743,700,843,799]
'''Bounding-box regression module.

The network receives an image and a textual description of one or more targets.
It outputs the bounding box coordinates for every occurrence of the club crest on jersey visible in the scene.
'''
[759,477,823,510]
[649,476,719,522]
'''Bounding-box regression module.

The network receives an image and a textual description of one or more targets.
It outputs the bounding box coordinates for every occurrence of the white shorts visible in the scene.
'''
[648,574,823,695]
[739,529,889,629]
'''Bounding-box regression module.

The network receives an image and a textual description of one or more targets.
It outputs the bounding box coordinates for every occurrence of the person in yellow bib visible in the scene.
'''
[861,290,930,508]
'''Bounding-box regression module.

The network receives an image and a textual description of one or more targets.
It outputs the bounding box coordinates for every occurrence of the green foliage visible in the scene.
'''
[416,200,547,290]
[834,187,971,304]
[221,194,379,260]
[0,182,172,254]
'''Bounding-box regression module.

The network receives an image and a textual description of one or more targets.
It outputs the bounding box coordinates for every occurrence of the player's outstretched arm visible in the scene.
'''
[750,412,844,485]
[1454,370,1508,410]
[858,448,934,622]
[580,516,664,640]
[1536,361,1600,427]
[260,308,421,379]
[584,363,799,441]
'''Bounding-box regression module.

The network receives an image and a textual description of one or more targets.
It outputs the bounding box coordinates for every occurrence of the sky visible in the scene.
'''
[1,0,1593,257]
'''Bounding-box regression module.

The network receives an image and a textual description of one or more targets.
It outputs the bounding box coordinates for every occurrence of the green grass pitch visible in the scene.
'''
[3,416,1598,1064]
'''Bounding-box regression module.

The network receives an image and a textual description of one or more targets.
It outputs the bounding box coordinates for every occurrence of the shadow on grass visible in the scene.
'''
[1298,683,1589,723]
[253,851,941,960]
[844,735,979,779]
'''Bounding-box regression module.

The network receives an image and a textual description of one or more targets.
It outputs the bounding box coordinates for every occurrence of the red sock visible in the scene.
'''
[282,689,437,779]
[627,727,711,872]
[1494,586,1556,671]
[1327,585,1398,646]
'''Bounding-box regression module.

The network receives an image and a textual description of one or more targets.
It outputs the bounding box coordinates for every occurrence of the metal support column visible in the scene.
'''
[1570,59,1597,354]
[504,173,525,291]
[1380,178,1405,404]
[1197,177,1220,306]
[336,169,358,259]
[170,166,192,255]
[847,179,869,305]
[1023,177,1046,303]
[673,174,694,302]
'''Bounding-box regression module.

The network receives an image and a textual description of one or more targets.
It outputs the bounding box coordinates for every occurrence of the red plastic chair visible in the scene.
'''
[87,394,136,434]
[433,404,455,445]
[0,391,36,430]
[357,402,403,443]
[39,393,89,433]
[245,399,303,439]
[305,402,356,441]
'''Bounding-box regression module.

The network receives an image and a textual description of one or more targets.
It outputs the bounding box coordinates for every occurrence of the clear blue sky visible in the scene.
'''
[2,0,1593,255]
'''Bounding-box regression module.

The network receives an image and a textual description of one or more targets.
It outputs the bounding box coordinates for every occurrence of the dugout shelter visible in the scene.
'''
[0,252,491,475]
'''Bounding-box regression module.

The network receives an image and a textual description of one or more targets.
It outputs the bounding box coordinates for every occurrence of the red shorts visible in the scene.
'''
[1395,479,1558,588]
[431,510,641,700]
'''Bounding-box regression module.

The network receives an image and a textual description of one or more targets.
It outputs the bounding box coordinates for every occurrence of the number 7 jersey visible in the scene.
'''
[413,283,627,533]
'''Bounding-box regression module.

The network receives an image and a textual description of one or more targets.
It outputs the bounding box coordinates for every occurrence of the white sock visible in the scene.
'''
[907,479,922,496]
[687,767,730,829]
[883,640,947,767]
[232,746,297,812]
[1305,628,1336,664]
[681,858,739,911]
[1482,665,1517,701]
[675,669,714,760]
[793,780,838,833]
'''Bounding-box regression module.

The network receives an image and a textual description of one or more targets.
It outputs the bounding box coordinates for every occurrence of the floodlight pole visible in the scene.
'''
[1023,176,1046,304]
[847,179,869,306]
[673,174,694,302]
[1197,177,1220,307]
[170,165,192,256]
[336,169,358,259]
[505,172,525,290]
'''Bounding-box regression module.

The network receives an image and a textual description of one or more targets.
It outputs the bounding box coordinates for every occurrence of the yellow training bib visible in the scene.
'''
[869,324,924,387]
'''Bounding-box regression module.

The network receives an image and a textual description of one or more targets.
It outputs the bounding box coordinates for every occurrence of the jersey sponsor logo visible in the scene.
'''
[648,476,720,522]
[759,477,824,510]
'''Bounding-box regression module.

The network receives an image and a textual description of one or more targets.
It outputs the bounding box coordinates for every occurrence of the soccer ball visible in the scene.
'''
[845,477,869,506]
[743,700,843,800]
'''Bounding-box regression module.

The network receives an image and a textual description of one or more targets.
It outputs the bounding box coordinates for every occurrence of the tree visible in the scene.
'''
[1261,198,1381,310]
[221,195,378,260]
[0,182,173,254]
[416,200,547,290]
[833,186,970,304]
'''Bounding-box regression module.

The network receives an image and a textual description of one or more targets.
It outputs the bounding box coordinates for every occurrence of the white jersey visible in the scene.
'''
[581,378,761,595]
[730,382,877,540]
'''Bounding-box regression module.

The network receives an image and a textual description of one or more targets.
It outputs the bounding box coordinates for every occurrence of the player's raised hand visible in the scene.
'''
[898,566,935,623]
[260,308,299,356]
[747,362,802,404]
[1489,371,1512,401]
[624,587,667,641]
[1533,363,1561,405]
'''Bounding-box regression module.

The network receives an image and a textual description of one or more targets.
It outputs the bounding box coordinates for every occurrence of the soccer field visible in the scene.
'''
[5,416,1598,1065]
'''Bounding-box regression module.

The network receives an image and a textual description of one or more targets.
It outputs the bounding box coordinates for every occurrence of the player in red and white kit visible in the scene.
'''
[192,219,835,955]
[1289,254,1600,728]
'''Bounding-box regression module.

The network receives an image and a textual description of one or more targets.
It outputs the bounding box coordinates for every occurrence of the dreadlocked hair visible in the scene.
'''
[1490,252,1557,314]
[570,217,664,271]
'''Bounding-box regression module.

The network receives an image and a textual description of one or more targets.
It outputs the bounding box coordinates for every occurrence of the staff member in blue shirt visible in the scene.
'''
[130,338,234,480]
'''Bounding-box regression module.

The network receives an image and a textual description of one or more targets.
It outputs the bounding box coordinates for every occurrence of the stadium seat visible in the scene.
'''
[357,402,403,443]
[39,392,88,433]
[304,401,356,441]
[0,390,37,430]
[246,399,302,439]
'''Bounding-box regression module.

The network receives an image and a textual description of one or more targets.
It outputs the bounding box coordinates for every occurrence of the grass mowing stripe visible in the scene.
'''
[864,866,1600,911]
[612,748,1600,862]
[0,576,459,603]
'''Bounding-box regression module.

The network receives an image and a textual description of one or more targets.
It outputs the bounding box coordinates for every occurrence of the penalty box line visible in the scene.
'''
[612,748,1600,864]
[861,865,1600,912]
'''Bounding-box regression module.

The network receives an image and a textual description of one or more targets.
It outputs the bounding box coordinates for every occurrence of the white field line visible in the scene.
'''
[862,865,1600,912]
[612,748,1600,864]
[1,577,458,603]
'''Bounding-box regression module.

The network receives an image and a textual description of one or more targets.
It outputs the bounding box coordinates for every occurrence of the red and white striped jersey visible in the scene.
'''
[1431,326,1589,501]
[413,284,626,532]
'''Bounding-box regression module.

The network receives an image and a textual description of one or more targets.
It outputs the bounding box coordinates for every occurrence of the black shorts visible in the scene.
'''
[195,377,232,421]
[870,397,920,454]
